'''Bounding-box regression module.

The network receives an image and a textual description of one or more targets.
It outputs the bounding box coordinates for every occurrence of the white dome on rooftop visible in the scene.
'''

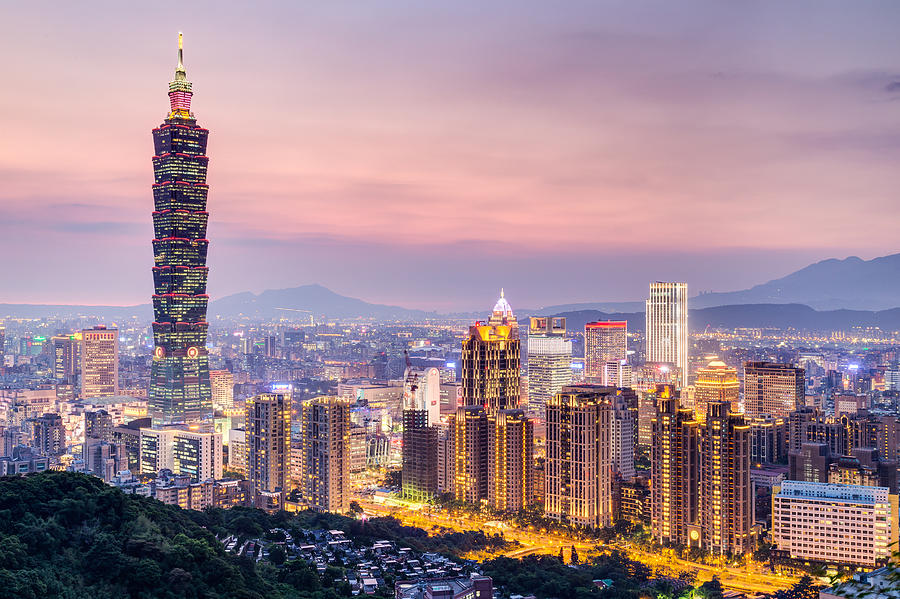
[492,288,513,316]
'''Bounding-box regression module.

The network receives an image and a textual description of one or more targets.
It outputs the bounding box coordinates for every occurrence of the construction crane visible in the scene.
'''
[403,349,419,409]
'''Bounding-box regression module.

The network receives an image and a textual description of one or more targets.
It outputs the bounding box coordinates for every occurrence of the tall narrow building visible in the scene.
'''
[149,34,213,428]
[526,317,572,414]
[699,401,754,554]
[646,282,688,385]
[51,333,81,386]
[584,321,627,385]
[299,397,350,513]
[460,290,520,412]
[450,405,489,503]
[402,409,439,503]
[545,384,614,528]
[81,326,119,398]
[650,394,699,546]
[488,409,533,512]
[246,392,292,511]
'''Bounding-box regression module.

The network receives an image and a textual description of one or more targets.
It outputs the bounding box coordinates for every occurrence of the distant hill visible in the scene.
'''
[210,284,433,320]
[691,254,900,311]
[551,304,900,333]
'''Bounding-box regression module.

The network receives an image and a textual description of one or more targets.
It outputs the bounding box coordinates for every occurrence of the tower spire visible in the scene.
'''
[168,32,193,119]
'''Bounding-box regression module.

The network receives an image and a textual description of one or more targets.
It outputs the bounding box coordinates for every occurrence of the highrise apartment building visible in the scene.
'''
[743,362,805,418]
[148,34,213,429]
[650,396,699,546]
[584,321,627,385]
[699,401,753,555]
[139,427,223,481]
[526,317,572,414]
[246,392,291,510]
[299,397,350,513]
[610,392,636,479]
[693,359,739,419]
[51,333,80,386]
[402,409,439,503]
[460,291,520,412]
[646,282,688,384]
[488,409,533,512]
[450,405,489,503]
[210,370,235,412]
[544,385,613,528]
[80,326,118,398]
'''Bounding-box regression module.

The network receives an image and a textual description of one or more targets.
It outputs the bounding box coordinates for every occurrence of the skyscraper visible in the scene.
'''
[299,397,350,513]
[743,362,805,419]
[650,394,699,546]
[246,392,291,511]
[526,317,572,414]
[646,282,688,384]
[81,326,118,398]
[460,290,520,412]
[402,409,439,503]
[699,401,753,555]
[488,409,533,512]
[610,391,636,479]
[149,34,213,429]
[51,333,80,385]
[693,359,739,420]
[210,370,235,412]
[450,405,489,503]
[584,321,627,385]
[544,384,614,528]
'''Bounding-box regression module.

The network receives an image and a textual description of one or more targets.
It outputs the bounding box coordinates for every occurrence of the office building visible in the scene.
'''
[699,402,753,555]
[610,392,636,479]
[460,291,520,412]
[51,333,80,385]
[743,362,805,419]
[299,397,350,513]
[747,416,788,465]
[84,438,127,482]
[210,370,235,412]
[246,392,291,510]
[545,385,613,528]
[450,405,489,503]
[645,282,688,384]
[148,34,214,429]
[488,409,533,512]
[773,481,898,566]
[527,317,572,414]
[584,321,627,385]
[401,410,438,503]
[85,409,113,442]
[693,359,739,420]
[139,427,223,481]
[81,326,119,398]
[650,395,699,546]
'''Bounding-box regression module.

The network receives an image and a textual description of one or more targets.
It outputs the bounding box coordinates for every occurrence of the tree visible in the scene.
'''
[268,544,286,565]
[349,501,363,515]
[570,545,579,564]
[559,546,565,562]
[698,577,724,599]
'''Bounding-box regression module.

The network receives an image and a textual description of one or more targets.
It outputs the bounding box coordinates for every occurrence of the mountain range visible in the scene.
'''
[2,252,899,326]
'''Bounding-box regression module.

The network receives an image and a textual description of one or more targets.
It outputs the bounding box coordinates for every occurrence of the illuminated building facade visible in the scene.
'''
[299,397,350,513]
[80,326,119,398]
[461,291,520,412]
[545,385,613,528]
[743,362,805,419]
[402,409,438,503]
[149,34,213,429]
[645,282,688,384]
[584,321,627,385]
[450,405,489,503]
[139,427,223,481]
[693,359,739,420]
[526,317,572,414]
[210,370,235,411]
[610,391,636,479]
[699,401,753,555]
[246,392,291,511]
[650,395,699,546]
[51,333,80,385]
[773,481,898,567]
[488,409,533,512]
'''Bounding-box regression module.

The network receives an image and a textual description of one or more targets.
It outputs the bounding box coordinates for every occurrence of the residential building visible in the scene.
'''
[246,392,291,510]
[81,326,118,398]
[299,397,350,513]
[527,317,572,414]
[488,409,533,512]
[743,362,805,419]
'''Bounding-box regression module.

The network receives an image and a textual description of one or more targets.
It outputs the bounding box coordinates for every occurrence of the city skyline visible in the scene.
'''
[3,2,900,310]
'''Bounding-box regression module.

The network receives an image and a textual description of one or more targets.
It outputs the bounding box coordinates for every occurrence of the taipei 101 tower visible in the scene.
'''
[148,34,213,429]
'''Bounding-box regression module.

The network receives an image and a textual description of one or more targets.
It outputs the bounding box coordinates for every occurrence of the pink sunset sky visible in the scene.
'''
[1,1,900,311]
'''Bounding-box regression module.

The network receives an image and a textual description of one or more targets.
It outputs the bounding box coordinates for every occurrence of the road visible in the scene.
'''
[356,498,797,595]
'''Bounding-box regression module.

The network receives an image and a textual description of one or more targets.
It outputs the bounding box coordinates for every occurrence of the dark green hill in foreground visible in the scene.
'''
[0,472,336,599]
